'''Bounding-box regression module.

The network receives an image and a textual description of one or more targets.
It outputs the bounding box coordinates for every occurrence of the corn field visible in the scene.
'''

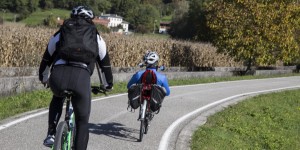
[0,24,242,68]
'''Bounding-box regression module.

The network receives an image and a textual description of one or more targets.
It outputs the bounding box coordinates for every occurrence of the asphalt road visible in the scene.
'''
[0,76,300,150]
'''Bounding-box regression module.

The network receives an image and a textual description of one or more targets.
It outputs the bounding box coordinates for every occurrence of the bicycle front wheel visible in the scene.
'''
[53,121,68,150]
[144,116,149,134]
[139,119,145,142]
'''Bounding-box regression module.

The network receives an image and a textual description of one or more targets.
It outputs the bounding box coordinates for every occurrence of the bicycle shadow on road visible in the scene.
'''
[88,122,140,142]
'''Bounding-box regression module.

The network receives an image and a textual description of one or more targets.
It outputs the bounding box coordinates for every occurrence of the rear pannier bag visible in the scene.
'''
[128,84,142,109]
[150,85,166,112]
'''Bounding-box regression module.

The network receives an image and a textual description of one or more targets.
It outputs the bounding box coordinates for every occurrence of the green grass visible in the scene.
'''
[191,90,300,150]
[0,90,52,120]
[0,12,18,22]
[161,15,172,22]
[21,9,70,26]
[168,73,299,86]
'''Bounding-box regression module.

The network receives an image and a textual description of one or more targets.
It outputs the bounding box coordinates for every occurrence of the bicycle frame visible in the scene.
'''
[140,99,150,121]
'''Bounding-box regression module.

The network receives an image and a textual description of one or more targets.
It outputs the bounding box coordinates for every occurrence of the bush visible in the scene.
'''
[43,15,59,28]
[95,24,110,34]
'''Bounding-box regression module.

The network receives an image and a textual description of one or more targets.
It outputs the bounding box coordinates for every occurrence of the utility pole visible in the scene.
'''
[2,9,6,22]
[153,20,157,34]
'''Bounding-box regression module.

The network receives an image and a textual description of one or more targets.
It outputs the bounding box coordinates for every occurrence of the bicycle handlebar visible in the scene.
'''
[138,63,165,71]
[91,85,107,95]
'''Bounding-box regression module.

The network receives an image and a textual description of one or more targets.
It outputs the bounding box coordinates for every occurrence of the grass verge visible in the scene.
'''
[0,90,52,121]
[191,89,300,149]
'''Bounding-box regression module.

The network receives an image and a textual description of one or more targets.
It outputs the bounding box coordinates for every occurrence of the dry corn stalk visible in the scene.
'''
[1,24,242,68]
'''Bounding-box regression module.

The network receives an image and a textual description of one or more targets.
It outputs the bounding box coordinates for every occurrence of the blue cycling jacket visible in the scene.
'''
[127,68,170,96]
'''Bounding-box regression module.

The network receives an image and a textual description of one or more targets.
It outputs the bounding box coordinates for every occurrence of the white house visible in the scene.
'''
[159,22,171,34]
[99,14,129,33]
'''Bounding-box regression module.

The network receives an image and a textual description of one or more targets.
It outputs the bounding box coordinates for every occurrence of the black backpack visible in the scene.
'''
[58,18,99,64]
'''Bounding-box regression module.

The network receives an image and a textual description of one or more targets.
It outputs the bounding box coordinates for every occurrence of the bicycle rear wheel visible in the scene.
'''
[53,121,68,150]
[69,113,76,149]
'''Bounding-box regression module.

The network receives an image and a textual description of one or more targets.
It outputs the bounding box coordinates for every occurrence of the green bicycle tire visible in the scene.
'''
[53,121,68,150]
[69,114,76,149]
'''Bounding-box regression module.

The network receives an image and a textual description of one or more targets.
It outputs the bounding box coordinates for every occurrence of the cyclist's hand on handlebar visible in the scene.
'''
[41,80,49,88]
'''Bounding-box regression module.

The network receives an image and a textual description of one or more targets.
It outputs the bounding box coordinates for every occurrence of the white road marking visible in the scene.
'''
[158,85,300,150]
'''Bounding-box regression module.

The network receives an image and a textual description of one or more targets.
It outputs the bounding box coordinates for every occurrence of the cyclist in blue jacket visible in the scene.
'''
[127,51,170,96]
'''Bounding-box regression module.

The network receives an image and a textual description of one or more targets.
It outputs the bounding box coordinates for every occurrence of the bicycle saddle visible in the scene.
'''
[62,90,73,98]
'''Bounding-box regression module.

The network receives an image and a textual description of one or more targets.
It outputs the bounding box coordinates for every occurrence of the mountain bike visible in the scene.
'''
[52,63,107,150]
[52,86,106,150]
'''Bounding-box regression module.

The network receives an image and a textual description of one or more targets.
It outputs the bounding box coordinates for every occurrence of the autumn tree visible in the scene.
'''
[206,0,300,72]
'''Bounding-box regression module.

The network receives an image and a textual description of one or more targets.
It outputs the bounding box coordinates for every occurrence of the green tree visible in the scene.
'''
[206,1,300,71]
[169,0,212,41]
[134,4,160,33]
[109,0,139,30]
[187,0,212,42]
[141,0,162,6]
[39,0,54,9]
[12,0,30,20]
[53,0,69,9]
[97,0,111,14]
[168,0,189,38]
[0,0,13,10]
[28,0,39,12]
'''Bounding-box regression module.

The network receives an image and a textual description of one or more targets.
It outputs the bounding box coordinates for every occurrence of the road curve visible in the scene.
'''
[0,76,300,150]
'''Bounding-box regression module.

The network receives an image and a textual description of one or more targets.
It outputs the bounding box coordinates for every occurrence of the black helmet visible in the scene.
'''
[71,6,94,19]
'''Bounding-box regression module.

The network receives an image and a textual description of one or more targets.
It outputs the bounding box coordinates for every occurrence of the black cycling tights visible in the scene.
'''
[48,65,91,150]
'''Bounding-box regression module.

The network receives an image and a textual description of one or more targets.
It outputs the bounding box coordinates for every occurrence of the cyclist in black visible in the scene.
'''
[38,6,113,150]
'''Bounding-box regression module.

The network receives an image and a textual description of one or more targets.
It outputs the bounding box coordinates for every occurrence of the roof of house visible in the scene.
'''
[100,14,123,19]
[160,21,171,25]
[93,18,110,26]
